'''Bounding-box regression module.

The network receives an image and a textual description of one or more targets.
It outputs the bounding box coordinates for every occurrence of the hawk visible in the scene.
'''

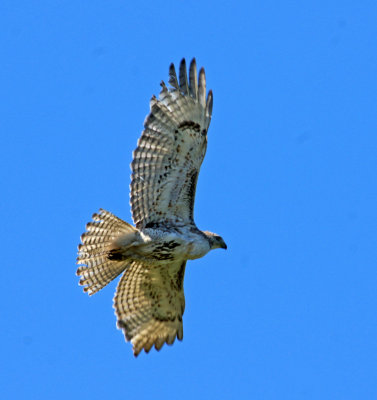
[76,58,227,356]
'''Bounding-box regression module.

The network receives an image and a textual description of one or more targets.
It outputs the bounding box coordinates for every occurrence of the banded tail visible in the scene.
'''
[76,209,138,295]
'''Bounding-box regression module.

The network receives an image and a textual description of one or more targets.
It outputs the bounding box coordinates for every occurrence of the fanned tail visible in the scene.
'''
[76,209,138,295]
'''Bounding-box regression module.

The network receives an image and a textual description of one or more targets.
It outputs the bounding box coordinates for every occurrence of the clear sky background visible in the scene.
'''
[1,1,377,399]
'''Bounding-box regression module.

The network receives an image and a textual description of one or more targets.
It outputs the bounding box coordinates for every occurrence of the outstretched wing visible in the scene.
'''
[131,58,213,229]
[114,260,186,356]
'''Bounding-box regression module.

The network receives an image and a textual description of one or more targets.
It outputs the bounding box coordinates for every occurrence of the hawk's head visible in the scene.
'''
[203,231,227,250]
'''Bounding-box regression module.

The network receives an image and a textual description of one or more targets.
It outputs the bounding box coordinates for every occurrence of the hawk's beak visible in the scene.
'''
[220,240,227,250]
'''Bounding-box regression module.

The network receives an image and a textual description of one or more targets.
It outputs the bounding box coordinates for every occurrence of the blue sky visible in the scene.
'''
[1,1,377,399]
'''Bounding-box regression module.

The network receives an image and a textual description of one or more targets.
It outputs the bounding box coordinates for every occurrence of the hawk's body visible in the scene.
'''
[77,59,226,356]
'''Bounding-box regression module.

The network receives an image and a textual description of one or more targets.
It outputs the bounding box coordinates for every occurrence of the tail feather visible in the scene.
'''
[77,260,126,295]
[76,209,138,295]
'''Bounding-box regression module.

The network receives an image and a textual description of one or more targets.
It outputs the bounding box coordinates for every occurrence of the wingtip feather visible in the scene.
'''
[168,63,179,89]
[205,89,213,121]
[179,58,189,95]
[189,58,198,99]
[198,67,206,108]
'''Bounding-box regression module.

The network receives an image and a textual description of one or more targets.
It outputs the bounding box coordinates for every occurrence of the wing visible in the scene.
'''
[131,58,213,229]
[114,260,187,356]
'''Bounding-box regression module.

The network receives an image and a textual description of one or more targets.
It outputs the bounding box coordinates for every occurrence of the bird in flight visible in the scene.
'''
[76,58,227,356]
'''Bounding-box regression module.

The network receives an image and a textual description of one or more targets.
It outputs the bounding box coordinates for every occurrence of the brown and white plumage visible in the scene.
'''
[131,59,213,229]
[76,59,226,357]
[115,260,186,356]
